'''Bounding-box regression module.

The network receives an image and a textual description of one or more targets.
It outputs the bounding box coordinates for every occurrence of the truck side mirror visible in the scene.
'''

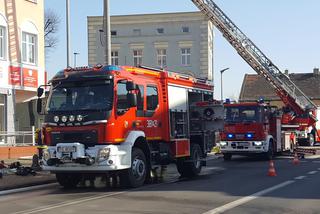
[127,93,137,108]
[126,81,136,91]
[37,87,44,97]
[37,98,43,114]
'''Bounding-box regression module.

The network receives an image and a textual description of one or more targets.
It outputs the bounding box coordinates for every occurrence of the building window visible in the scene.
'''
[111,51,119,65]
[182,26,189,33]
[22,32,37,65]
[147,85,158,111]
[133,29,141,36]
[157,28,164,34]
[0,26,6,60]
[157,49,167,67]
[111,31,117,36]
[133,49,143,66]
[181,48,191,66]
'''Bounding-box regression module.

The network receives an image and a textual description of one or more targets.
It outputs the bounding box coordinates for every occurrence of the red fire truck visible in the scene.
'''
[220,101,292,160]
[192,0,319,159]
[37,65,217,188]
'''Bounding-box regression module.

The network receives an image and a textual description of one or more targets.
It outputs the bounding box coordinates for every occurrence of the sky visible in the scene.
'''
[44,0,320,100]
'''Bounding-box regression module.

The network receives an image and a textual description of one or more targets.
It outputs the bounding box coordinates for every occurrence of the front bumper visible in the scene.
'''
[42,143,131,172]
[219,141,267,154]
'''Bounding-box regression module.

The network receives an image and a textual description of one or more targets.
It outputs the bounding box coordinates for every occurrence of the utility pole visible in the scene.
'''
[220,68,230,101]
[66,0,71,67]
[103,0,111,65]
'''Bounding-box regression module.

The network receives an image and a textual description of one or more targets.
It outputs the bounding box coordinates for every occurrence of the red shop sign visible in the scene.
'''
[23,68,38,88]
[8,66,21,86]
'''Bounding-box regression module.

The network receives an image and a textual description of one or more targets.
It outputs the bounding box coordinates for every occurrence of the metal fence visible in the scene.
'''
[0,128,35,146]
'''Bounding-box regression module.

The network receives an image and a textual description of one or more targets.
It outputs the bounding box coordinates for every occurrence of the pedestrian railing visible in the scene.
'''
[0,130,35,146]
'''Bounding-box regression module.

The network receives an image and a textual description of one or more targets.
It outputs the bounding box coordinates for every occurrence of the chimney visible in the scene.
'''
[313,68,319,75]
[284,69,289,75]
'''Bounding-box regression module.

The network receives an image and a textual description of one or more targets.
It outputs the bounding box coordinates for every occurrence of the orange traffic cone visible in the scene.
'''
[267,160,277,177]
[292,152,300,165]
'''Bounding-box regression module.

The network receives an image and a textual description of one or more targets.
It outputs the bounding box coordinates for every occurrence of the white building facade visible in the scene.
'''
[87,12,214,80]
[0,0,45,143]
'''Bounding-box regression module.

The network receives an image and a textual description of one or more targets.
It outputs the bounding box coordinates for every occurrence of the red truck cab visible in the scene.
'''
[220,102,276,160]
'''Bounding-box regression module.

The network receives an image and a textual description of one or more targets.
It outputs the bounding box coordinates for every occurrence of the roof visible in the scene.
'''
[239,73,320,101]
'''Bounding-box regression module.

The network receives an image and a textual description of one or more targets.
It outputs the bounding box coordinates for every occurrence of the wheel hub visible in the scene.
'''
[193,150,201,168]
[132,158,145,178]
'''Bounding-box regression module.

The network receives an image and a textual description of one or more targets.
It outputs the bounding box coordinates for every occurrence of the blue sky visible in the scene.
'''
[44,0,320,100]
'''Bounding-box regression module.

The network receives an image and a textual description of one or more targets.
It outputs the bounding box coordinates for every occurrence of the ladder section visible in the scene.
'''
[192,0,316,114]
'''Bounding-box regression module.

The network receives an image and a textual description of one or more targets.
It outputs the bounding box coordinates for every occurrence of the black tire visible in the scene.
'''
[308,134,315,147]
[223,153,232,161]
[176,144,202,177]
[265,141,274,160]
[120,147,147,188]
[56,173,81,189]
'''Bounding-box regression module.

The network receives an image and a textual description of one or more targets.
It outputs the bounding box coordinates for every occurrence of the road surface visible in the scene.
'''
[0,155,319,214]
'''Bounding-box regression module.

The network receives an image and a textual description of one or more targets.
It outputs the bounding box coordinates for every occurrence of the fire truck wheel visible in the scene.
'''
[308,134,315,147]
[120,147,147,188]
[223,153,232,161]
[56,173,81,189]
[176,144,202,177]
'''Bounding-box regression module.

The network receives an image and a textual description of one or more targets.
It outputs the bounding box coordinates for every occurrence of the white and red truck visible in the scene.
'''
[37,65,222,188]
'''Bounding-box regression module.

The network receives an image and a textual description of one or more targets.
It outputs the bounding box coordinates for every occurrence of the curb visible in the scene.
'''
[0,183,57,196]
[0,177,57,192]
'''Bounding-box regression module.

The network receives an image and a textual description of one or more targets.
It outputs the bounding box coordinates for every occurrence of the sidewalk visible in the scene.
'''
[0,171,56,191]
[0,158,56,191]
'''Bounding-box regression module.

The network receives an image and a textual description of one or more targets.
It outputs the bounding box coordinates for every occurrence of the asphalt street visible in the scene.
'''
[0,155,319,214]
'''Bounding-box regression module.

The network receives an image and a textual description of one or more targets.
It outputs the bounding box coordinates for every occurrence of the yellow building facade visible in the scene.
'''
[0,0,45,143]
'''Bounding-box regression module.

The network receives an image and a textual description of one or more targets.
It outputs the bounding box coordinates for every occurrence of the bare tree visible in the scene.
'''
[45,9,60,55]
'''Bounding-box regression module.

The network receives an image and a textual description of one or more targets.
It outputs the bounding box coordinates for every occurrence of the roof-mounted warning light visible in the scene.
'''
[224,98,231,104]
[258,97,265,104]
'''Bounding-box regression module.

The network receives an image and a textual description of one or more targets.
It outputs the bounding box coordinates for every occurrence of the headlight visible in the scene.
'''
[98,148,110,160]
[253,142,263,146]
[69,115,75,122]
[77,115,83,122]
[61,116,67,123]
[220,142,227,146]
[43,149,51,161]
[53,116,59,123]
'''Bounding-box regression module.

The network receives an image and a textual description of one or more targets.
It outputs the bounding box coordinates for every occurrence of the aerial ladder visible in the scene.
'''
[192,0,318,126]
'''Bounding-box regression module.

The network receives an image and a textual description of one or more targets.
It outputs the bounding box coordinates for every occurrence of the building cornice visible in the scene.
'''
[88,11,206,25]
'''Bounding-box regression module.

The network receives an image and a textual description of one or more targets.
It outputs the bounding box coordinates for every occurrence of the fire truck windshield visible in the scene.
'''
[47,80,113,112]
[225,106,261,123]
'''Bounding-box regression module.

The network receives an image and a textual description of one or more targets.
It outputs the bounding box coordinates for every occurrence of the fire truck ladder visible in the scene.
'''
[192,0,317,115]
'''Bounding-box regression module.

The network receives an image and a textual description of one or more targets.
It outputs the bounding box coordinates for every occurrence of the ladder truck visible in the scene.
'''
[192,0,320,158]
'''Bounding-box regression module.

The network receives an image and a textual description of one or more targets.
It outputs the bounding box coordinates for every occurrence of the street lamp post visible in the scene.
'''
[103,0,111,65]
[73,52,80,67]
[220,68,230,101]
[66,0,71,67]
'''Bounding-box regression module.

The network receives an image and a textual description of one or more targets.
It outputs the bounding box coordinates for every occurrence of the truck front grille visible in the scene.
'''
[51,130,98,148]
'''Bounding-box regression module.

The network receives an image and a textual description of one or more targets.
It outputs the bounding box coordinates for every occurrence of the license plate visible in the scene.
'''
[57,146,76,153]
[238,142,249,146]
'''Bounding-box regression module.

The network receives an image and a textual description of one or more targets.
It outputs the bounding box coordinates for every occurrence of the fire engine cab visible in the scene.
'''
[37,65,217,188]
[220,101,293,160]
